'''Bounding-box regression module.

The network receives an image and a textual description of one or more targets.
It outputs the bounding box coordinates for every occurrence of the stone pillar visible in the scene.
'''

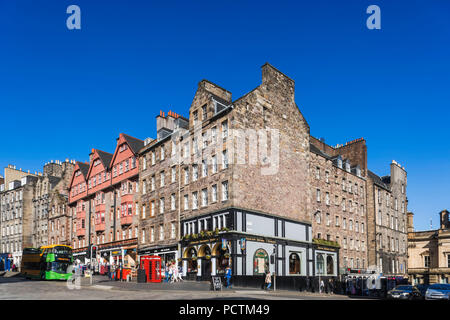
[197,259,202,277]
[212,258,217,276]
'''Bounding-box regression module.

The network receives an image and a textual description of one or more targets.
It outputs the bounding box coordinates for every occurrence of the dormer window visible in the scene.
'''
[337,157,343,169]
[94,159,101,167]
[345,160,351,172]
[119,144,128,152]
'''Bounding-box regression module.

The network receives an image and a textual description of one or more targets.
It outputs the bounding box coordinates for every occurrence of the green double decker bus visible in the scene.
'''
[21,244,73,280]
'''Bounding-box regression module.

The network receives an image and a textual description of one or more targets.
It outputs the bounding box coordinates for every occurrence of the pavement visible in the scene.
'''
[0,273,369,300]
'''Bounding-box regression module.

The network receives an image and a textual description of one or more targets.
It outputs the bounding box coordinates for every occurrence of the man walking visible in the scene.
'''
[225,266,232,288]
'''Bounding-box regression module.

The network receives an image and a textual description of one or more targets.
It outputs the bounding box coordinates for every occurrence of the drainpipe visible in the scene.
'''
[113,189,116,241]
[177,136,182,263]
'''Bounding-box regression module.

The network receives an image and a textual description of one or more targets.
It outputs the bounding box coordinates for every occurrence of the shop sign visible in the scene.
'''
[240,238,246,251]
[316,246,336,252]
[111,251,121,256]
[221,239,227,250]
[188,238,217,245]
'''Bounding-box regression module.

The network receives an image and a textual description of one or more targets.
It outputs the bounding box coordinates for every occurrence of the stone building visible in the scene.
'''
[32,160,75,247]
[0,165,39,266]
[68,134,144,266]
[408,210,450,284]
[137,63,330,287]
[309,137,368,272]
[366,161,408,276]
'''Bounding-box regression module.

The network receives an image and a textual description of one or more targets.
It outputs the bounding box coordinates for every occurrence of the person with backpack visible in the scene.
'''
[225,266,232,288]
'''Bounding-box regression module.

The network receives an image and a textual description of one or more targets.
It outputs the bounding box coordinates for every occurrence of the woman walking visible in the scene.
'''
[265,271,272,290]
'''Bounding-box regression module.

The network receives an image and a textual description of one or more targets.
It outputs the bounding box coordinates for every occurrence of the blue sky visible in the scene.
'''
[0,1,448,231]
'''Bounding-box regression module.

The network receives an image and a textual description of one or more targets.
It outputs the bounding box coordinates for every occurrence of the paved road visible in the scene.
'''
[0,275,366,300]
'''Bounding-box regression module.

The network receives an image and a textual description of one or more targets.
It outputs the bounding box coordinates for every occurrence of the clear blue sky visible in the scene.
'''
[1,1,448,231]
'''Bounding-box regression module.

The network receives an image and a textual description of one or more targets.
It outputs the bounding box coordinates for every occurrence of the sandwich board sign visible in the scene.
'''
[212,276,222,291]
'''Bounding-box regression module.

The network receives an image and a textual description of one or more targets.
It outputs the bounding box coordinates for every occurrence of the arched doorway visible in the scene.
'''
[184,247,198,274]
[326,255,334,275]
[289,253,301,274]
[212,242,230,275]
[253,248,269,275]
[198,245,212,280]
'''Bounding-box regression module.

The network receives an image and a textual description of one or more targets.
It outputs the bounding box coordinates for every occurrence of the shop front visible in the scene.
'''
[181,240,231,281]
[73,249,88,264]
[180,208,315,288]
[138,245,179,268]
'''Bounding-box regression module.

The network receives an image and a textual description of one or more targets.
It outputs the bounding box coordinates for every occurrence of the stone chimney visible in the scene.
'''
[89,149,96,163]
[440,209,450,230]
[407,211,414,233]
[156,110,178,140]
[261,62,295,101]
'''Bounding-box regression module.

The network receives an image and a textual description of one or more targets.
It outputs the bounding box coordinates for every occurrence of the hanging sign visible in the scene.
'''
[221,239,227,250]
[240,238,246,251]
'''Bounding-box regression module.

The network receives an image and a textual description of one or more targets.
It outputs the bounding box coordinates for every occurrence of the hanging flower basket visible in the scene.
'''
[224,253,230,258]
[191,256,197,261]
[205,255,211,260]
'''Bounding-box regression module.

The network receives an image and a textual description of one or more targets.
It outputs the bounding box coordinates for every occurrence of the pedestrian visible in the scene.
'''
[265,271,272,290]
[320,280,324,294]
[164,263,169,283]
[329,278,334,295]
[306,276,311,292]
[177,264,184,282]
[169,263,174,283]
[225,266,232,289]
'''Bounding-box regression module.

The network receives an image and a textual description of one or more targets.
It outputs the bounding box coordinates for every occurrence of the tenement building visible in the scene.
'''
[137,111,187,263]
[137,63,337,288]
[68,134,144,266]
[309,137,368,273]
[46,160,76,246]
[366,161,408,276]
[32,160,75,247]
[0,165,39,267]
[408,210,450,284]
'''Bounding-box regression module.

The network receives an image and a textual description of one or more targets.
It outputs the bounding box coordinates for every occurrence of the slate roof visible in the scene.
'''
[76,162,90,178]
[96,150,113,170]
[310,143,332,160]
[368,170,390,190]
[122,134,145,155]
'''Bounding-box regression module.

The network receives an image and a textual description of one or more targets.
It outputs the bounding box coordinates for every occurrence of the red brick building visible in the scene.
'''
[68,133,144,267]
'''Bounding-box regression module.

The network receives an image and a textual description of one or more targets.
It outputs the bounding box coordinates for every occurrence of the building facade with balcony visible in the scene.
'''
[68,134,144,267]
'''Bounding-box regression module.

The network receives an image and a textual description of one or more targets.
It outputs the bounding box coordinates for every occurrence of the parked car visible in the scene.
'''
[416,284,430,299]
[425,283,450,300]
[387,285,422,300]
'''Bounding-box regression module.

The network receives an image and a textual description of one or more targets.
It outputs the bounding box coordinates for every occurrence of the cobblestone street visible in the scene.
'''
[0,274,367,300]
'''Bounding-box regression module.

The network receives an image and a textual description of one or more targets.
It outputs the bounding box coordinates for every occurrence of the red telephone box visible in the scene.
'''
[140,255,162,283]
